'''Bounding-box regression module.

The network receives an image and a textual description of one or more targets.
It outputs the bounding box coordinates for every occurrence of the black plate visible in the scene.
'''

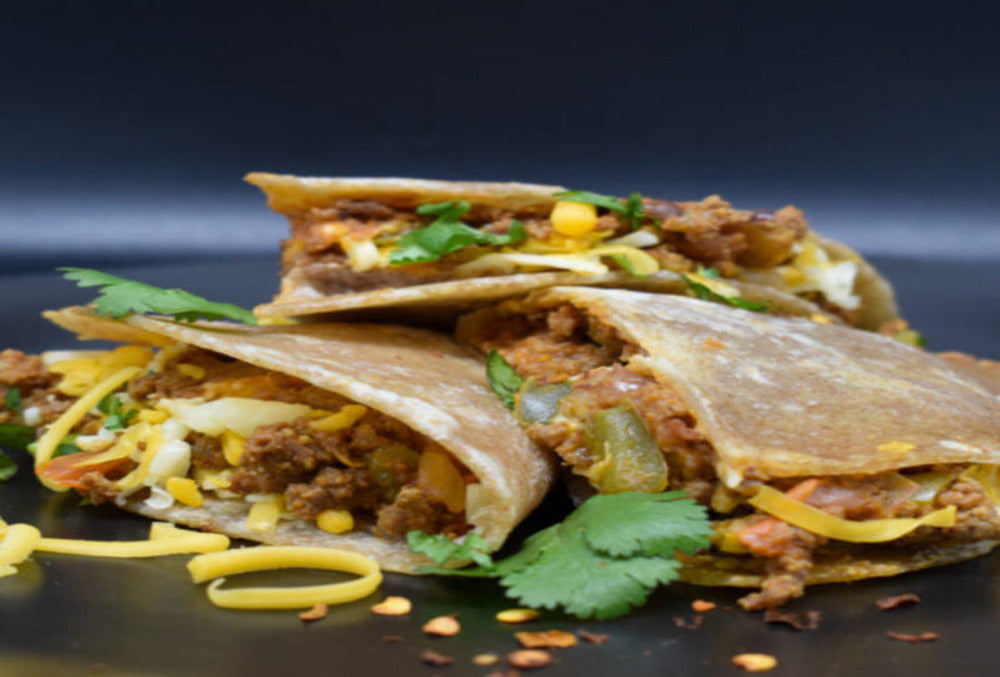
[1,257,998,677]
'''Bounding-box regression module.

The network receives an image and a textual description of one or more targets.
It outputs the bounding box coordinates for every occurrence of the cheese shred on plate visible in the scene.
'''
[187,546,383,609]
[0,521,230,558]
[0,524,42,577]
[749,485,957,543]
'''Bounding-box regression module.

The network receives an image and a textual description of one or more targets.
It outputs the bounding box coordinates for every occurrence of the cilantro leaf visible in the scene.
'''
[388,201,526,265]
[59,268,258,324]
[554,190,654,230]
[500,522,682,620]
[97,393,137,431]
[407,490,712,619]
[572,491,713,558]
[486,350,523,410]
[0,452,16,481]
[0,423,34,450]
[683,268,770,312]
[4,387,22,414]
[408,531,498,575]
[52,436,81,458]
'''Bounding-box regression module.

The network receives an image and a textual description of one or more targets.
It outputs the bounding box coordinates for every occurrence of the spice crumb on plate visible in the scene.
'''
[515,630,578,649]
[877,593,921,611]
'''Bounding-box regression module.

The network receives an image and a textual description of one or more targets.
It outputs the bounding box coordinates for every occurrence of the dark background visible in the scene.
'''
[2,1,998,269]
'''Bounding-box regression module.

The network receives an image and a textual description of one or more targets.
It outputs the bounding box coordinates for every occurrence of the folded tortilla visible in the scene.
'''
[32,307,553,573]
[247,173,898,330]
[457,288,1000,607]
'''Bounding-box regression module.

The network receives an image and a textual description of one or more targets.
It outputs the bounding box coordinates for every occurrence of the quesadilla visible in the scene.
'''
[7,307,552,573]
[457,287,1000,609]
[246,173,898,329]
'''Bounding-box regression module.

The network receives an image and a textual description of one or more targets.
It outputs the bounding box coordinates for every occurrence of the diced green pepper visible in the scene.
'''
[366,443,420,500]
[583,402,668,494]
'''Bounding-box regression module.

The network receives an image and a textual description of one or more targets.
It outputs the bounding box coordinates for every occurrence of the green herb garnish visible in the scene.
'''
[388,201,526,265]
[408,491,712,620]
[486,350,523,410]
[554,190,654,231]
[97,393,137,431]
[0,423,34,450]
[60,268,257,324]
[0,453,16,481]
[407,531,496,572]
[892,329,926,348]
[683,267,770,312]
[4,387,22,414]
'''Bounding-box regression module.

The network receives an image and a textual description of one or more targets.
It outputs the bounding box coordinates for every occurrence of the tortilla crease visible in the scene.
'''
[461,288,1000,585]
[247,173,899,329]
[42,306,554,573]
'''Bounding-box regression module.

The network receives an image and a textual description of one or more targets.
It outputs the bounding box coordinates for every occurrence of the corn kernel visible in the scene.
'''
[176,363,206,381]
[221,430,246,466]
[136,409,169,424]
[310,404,368,432]
[551,201,598,237]
[316,509,354,534]
[166,477,204,507]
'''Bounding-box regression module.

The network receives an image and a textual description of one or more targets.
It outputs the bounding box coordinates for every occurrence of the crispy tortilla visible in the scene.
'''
[457,288,1000,587]
[42,307,553,573]
[247,173,899,329]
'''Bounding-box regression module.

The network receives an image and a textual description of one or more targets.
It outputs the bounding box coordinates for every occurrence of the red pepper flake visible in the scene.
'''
[887,631,939,643]
[672,615,705,630]
[381,635,404,643]
[877,593,921,611]
[487,670,522,677]
[420,649,456,666]
[691,600,716,613]
[763,608,821,631]
[297,603,328,623]
[578,630,609,645]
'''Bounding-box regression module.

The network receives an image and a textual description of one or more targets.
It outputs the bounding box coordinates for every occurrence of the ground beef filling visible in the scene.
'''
[280,195,807,292]
[0,349,73,426]
[130,347,472,539]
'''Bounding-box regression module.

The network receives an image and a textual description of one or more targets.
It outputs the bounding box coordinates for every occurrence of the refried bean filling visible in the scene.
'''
[462,304,1000,610]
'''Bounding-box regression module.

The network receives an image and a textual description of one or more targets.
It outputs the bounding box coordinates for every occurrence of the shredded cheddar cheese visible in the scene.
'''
[0,522,230,558]
[187,546,383,609]
[749,485,956,542]
[0,524,42,577]
[310,404,368,433]
[48,346,153,396]
[166,477,204,507]
[35,366,143,491]
[176,363,206,381]
[221,430,246,466]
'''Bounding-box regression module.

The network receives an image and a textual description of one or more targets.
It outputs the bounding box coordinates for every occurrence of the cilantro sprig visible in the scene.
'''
[409,491,712,620]
[4,387,22,414]
[683,267,770,312]
[486,350,523,410]
[554,190,654,231]
[97,393,137,431]
[60,268,257,324]
[388,200,526,265]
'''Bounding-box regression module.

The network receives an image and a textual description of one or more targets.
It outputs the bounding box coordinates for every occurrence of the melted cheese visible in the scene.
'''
[187,546,382,609]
